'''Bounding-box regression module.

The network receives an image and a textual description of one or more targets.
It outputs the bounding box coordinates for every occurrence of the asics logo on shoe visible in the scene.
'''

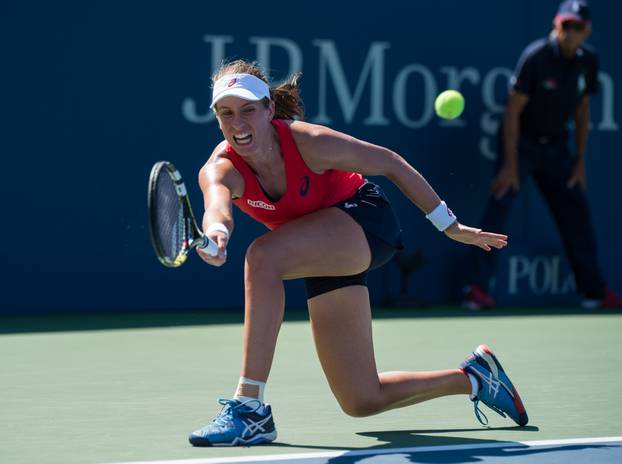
[472,366,515,400]
[242,414,272,438]
[475,370,500,398]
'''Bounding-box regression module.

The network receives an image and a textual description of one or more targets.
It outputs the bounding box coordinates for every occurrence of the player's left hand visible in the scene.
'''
[567,158,587,190]
[443,222,508,251]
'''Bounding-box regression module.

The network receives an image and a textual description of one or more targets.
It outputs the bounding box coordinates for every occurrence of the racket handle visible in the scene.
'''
[198,235,219,257]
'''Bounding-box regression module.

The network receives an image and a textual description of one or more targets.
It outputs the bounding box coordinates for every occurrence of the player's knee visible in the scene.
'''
[338,395,381,418]
[245,236,282,276]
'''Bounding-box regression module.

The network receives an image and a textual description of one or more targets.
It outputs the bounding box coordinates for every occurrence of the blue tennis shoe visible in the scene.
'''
[460,344,528,426]
[189,398,277,446]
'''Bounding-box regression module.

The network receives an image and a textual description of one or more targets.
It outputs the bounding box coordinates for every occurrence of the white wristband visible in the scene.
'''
[206,222,230,239]
[425,201,457,231]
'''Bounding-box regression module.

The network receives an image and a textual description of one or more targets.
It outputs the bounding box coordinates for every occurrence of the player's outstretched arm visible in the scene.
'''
[292,121,507,251]
[197,143,244,266]
[292,121,442,213]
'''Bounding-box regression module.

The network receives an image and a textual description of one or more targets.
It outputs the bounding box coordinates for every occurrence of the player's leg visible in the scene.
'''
[240,207,373,384]
[189,206,375,446]
[308,287,528,425]
[307,285,470,417]
[533,143,606,300]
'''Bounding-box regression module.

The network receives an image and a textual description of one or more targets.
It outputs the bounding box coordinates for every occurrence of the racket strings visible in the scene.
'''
[154,170,186,261]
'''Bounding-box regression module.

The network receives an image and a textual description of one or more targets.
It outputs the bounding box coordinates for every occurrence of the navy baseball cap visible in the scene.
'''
[555,0,591,24]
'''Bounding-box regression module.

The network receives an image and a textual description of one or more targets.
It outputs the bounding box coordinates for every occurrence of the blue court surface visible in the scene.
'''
[106,437,622,464]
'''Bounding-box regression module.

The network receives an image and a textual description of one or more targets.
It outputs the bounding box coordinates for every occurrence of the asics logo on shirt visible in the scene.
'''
[247,199,275,210]
[299,176,310,197]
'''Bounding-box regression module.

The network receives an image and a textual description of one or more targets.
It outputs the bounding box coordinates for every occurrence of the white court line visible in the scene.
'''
[103,436,622,464]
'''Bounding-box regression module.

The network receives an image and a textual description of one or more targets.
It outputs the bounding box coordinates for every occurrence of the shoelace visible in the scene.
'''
[210,399,237,429]
[212,398,263,424]
[472,398,507,426]
[473,400,489,426]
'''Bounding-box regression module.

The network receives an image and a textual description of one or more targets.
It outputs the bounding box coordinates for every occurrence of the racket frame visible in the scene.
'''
[148,161,217,267]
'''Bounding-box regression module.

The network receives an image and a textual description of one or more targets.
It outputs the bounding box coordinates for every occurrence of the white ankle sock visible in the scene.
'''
[466,373,479,399]
[234,376,265,404]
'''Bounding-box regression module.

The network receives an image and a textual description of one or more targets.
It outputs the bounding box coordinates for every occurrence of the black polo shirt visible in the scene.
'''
[510,36,598,141]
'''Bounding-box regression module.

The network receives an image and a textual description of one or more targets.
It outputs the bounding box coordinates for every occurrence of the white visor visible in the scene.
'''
[210,73,271,109]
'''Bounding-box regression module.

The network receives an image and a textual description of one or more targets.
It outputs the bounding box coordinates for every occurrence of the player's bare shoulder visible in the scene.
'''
[199,141,244,197]
[288,120,334,145]
[204,141,230,166]
[288,120,356,172]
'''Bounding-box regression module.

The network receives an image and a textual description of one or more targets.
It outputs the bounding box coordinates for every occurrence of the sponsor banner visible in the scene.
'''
[494,245,578,306]
[1,1,620,312]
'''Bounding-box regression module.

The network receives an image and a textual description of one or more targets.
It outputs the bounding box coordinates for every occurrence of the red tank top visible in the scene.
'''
[226,119,365,230]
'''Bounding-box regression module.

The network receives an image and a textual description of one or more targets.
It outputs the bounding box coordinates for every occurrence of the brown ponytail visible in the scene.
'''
[212,59,305,121]
[270,72,304,121]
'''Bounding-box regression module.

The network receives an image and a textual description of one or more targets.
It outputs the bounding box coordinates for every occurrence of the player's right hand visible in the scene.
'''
[490,164,520,199]
[196,233,228,267]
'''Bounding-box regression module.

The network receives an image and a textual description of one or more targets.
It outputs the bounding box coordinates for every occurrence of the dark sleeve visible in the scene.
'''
[585,51,599,95]
[510,46,537,96]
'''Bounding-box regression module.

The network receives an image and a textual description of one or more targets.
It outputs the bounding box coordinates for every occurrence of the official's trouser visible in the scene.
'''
[471,135,605,299]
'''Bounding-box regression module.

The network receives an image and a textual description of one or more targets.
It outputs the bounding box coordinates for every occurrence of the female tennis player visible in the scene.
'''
[189,60,528,446]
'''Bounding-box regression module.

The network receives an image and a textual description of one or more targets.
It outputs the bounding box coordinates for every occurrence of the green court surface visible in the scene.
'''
[1,308,621,464]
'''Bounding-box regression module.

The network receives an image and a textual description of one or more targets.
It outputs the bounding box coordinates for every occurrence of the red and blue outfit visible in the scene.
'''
[226,119,365,230]
[225,119,402,298]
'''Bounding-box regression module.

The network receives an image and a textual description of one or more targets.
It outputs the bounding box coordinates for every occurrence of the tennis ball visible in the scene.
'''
[434,90,465,119]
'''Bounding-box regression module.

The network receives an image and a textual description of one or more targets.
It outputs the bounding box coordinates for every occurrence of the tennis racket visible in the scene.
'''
[148,161,218,267]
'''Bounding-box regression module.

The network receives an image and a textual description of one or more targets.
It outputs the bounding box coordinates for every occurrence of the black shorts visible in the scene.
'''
[304,182,404,299]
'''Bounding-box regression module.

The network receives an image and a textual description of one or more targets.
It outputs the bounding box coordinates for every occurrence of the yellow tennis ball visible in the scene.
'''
[434,90,465,119]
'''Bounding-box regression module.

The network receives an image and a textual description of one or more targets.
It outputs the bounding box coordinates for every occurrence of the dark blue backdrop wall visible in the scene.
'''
[1,1,619,314]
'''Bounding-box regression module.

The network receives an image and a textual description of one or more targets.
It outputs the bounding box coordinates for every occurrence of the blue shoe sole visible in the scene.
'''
[189,430,277,447]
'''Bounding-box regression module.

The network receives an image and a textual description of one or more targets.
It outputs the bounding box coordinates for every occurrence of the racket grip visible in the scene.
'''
[199,235,219,257]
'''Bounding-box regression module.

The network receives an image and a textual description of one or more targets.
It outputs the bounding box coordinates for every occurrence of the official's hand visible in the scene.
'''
[444,222,508,251]
[196,232,228,266]
[490,164,520,200]
[567,158,587,191]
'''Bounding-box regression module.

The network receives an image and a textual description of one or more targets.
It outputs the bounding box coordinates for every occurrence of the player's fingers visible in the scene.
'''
[493,183,509,200]
[489,235,507,246]
[195,247,213,261]
[477,242,492,251]
[474,231,507,250]
[216,235,227,248]
[215,235,229,258]
[478,236,505,249]
[480,231,508,241]
[196,247,226,266]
